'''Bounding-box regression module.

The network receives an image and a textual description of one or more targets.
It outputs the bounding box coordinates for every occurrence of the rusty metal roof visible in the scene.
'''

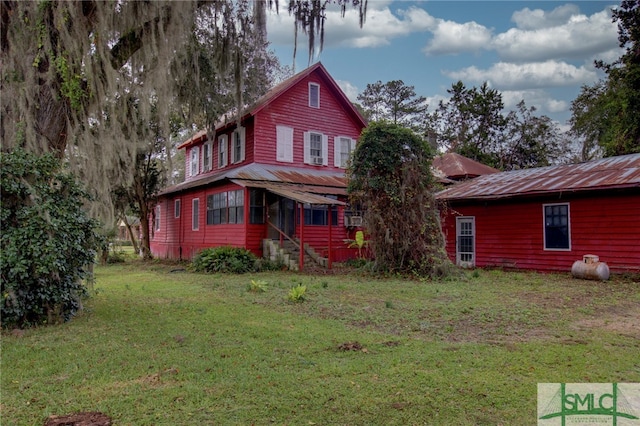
[159,163,348,198]
[432,152,499,180]
[232,180,346,205]
[436,153,640,201]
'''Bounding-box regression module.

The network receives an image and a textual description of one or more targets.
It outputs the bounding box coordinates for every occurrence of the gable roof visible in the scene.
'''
[432,152,499,180]
[178,62,366,149]
[436,153,640,201]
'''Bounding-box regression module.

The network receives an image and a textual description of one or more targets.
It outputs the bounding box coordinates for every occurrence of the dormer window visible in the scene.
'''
[309,83,320,108]
[218,135,228,168]
[231,127,245,164]
[202,142,212,172]
[190,147,199,177]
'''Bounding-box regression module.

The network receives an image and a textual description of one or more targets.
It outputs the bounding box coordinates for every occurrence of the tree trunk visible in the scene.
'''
[139,211,152,260]
[121,214,140,254]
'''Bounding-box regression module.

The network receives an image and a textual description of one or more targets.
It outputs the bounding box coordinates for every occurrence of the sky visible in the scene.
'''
[265,1,623,129]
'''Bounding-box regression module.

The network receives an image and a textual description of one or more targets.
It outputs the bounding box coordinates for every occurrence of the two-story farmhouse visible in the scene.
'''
[150,63,367,268]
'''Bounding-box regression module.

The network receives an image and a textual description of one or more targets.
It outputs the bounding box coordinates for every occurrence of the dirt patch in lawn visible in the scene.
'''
[44,412,111,426]
[572,303,640,339]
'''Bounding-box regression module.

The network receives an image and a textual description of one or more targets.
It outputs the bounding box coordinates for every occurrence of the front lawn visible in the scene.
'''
[2,262,639,425]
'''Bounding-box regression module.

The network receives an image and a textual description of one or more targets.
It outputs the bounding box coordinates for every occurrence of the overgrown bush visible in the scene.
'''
[1,149,102,328]
[191,246,258,274]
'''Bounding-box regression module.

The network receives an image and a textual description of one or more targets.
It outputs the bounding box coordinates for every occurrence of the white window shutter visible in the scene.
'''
[303,132,311,164]
[334,136,341,167]
[277,126,294,162]
[239,127,246,162]
[230,134,235,164]
[322,135,328,166]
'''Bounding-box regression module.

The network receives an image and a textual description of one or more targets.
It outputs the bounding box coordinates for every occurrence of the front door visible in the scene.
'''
[267,194,295,240]
[456,217,475,267]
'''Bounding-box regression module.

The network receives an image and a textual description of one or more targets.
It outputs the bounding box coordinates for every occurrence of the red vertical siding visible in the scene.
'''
[441,193,640,273]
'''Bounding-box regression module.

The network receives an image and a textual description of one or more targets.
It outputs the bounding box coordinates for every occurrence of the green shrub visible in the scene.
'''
[191,246,258,274]
[1,149,102,328]
[287,284,307,303]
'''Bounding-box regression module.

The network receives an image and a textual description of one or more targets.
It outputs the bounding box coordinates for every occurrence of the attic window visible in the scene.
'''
[309,83,320,108]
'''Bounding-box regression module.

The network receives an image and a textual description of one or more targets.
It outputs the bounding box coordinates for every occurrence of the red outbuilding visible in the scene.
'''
[150,63,366,269]
[436,154,640,273]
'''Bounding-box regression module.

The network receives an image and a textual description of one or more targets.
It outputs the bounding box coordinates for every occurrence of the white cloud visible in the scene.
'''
[423,19,493,56]
[511,4,581,30]
[493,8,618,62]
[336,80,359,102]
[267,4,435,50]
[445,61,598,90]
[501,89,568,114]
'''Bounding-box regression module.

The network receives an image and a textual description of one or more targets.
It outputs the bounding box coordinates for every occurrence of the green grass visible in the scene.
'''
[3,262,639,425]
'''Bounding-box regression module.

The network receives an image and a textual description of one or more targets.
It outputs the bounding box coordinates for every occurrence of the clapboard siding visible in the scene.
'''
[253,70,362,168]
[441,192,640,273]
[150,63,366,263]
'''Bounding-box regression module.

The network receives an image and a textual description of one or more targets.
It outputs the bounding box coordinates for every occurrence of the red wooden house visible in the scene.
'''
[150,63,366,269]
[436,154,640,273]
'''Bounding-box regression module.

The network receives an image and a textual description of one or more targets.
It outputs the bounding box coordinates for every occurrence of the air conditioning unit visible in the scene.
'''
[348,216,363,227]
[312,157,324,165]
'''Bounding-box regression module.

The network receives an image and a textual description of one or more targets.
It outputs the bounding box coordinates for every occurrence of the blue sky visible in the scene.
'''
[266,1,622,129]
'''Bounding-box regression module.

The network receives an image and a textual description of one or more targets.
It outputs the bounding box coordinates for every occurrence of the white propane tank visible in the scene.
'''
[571,254,610,281]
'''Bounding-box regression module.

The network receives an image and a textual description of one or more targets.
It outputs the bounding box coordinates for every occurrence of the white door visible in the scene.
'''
[456,217,475,267]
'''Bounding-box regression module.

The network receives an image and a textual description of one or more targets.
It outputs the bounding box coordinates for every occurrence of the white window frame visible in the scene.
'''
[309,83,320,108]
[276,125,294,163]
[231,127,245,164]
[334,136,356,168]
[202,141,212,172]
[174,199,181,218]
[543,203,571,251]
[192,198,200,231]
[304,131,328,166]
[456,216,475,267]
[154,205,161,231]
[218,135,228,168]
[189,147,199,177]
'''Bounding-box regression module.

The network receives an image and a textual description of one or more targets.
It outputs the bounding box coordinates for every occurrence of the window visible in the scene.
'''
[231,127,245,164]
[206,190,244,225]
[174,199,181,218]
[202,142,212,171]
[334,136,355,168]
[300,198,339,226]
[218,135,228,168]
[228,189,244,224]
[456,217,475,266]
[544,203,570,250]
[190,148,199,177]
[207,192,227,225]
[309,83,320,108]
[276,125,294,163]
[192,198,200,230]
[249,189,265,224]
[304,131,327,165]
[154,205,161,231]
